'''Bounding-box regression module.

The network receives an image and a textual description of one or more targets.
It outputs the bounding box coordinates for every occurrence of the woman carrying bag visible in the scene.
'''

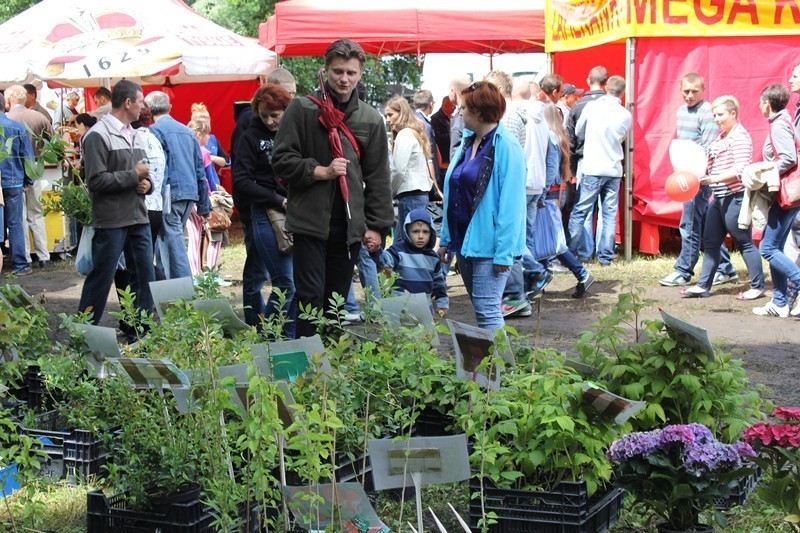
[753,84,800,317]
[539,102,596,298]
[233,83,296,338]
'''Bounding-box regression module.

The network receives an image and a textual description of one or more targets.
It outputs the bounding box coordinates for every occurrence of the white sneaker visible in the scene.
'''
[753,301,789,318]
[791,298,800,317]
[660,271,691,287]
[343,312,364,323]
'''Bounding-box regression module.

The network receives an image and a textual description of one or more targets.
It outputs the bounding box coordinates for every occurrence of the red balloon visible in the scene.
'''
[665,171,700,202]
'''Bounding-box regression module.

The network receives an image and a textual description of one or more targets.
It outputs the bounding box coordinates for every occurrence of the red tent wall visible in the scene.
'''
[634,35,800,236]
[555,36,800,254]
[552,42,627,93]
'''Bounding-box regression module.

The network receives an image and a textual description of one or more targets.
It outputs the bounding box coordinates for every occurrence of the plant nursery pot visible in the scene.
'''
[657,523,714,533]
[146,482,202,515]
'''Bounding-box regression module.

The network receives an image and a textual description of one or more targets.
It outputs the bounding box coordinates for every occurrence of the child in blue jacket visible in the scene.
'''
[380,208,449,315]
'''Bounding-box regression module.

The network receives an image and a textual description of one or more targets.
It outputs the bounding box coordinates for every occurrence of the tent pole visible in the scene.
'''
[624,37,636,261]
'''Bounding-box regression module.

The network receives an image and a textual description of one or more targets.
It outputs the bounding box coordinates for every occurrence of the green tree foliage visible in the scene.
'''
[0,0,38,24]
[189,0,275,39]
[282,55,422,108]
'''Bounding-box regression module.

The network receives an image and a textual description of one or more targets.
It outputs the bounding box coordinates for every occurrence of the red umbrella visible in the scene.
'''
[306,68,356,220]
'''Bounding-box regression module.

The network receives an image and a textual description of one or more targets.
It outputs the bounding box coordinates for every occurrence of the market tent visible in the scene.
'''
[546,0,800,255]
[0,0,275,175]
[259,0,545,57]
[0,0,275,87]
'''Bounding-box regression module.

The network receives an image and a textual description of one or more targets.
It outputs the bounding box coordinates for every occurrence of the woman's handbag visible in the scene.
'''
[266,208,293,254]
[207,208,231,232]
[769,118,800,209]
[532,200,568,261]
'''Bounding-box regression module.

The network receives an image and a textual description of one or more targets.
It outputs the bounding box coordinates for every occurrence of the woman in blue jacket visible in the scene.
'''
[438,81,527,331]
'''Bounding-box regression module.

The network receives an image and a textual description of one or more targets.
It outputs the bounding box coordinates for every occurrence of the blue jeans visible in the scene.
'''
[251,208,296,338]
[157,199,194,279]
[395,193,429,239]
[760,203,800,306]
[2,187,28,271]
[674,184,736,277]
[521,194,547,276]
[241,219,269,328]
[568,175,620,264]
[78,224,155,324]
[457,253,509,331]
[698,193,764,291]
[555,250,588,281]
[344,245,380,314]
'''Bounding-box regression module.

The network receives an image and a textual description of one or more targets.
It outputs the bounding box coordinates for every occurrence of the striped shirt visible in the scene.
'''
[707,123,752,197]
[676,100,717,149]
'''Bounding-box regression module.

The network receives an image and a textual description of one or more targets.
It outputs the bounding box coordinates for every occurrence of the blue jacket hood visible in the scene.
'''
[402,208,436,251]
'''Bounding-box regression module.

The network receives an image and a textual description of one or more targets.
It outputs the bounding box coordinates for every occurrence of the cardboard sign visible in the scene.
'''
[582,382,646,425]
[192,299,250,336]
[660,309,715,360]
[251,335,331,380]
[368,434,470,491]
[283,482,388,532]
[112,358,190,390]
[0,285,37,309]
[379,292,439,347]
[149,277,195,319]
[72,323,123,378]
[448,320,514,390]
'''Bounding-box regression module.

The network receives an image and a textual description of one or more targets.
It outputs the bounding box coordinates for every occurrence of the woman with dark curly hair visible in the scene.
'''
[438,81,527,331]
[233,83,295,337]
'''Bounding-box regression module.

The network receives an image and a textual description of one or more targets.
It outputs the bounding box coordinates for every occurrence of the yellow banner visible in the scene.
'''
[547,0,800,52]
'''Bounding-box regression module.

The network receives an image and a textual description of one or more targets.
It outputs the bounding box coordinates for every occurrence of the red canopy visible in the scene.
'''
[259,0,545,56]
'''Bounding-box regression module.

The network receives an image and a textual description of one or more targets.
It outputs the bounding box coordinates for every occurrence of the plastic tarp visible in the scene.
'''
[0,0,275,87]
[259,0,545,56]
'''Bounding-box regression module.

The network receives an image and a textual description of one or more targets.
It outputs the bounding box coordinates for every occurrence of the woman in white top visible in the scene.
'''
[384,96,434,238]
[131,103,166,279]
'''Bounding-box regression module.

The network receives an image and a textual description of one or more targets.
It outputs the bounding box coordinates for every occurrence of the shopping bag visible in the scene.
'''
[532,201,568,261]
[76,225,94,275]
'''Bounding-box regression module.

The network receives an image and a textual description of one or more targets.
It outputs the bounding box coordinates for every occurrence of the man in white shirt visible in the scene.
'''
[568,75,631,265]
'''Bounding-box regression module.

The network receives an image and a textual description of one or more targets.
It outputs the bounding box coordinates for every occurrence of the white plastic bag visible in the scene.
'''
[76,225,94,275]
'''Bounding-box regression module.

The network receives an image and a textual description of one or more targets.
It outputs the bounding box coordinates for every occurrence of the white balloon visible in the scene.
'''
[669,139,708,178]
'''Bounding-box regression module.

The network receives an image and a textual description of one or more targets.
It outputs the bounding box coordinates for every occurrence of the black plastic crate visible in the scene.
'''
[468,478,624,533]
[334,451,374,492]
[714,469,762,510]
[18,410,110,483]
[413,407,458,436]
[87,490,271,532]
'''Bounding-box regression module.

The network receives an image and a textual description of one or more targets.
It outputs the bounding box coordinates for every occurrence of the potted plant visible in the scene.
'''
[742,407,800,526]
[577,288,769,442]
[458,341,625,532]
[608,423,755,532]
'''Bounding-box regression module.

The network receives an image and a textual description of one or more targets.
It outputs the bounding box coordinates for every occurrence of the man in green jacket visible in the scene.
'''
[272,39,393,338]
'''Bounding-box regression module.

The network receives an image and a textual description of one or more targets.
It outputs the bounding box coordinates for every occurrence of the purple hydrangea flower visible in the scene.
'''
[733,441,756,460]
[684,441,741,474]
[659,425,697,447]
[607,430,660,463]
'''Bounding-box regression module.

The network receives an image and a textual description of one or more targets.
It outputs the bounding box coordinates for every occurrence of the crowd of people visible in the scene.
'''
[2,38,800,337]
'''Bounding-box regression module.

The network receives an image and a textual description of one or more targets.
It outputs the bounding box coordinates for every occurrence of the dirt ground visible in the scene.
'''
[6,248,800,408]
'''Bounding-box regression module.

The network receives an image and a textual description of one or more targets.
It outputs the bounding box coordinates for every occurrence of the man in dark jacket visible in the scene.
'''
[78,80,155,325]
[272,39,393,338]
